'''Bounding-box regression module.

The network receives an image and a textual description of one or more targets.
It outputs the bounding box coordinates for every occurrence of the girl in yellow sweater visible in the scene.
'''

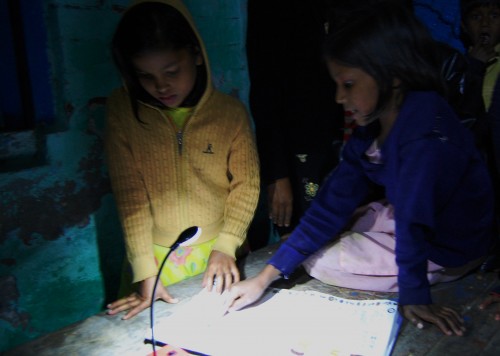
[105,0,259,320]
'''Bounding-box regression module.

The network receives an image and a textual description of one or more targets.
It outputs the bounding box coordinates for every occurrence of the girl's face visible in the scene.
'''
[327,60,380,126]
[463,5,500,47]
[132,48,203,108]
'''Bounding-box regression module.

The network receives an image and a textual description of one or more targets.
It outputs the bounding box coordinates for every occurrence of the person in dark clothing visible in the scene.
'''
[246,0,345,249]
[245,0,472,251]
[460,0,500,272]
[460,0,500,176]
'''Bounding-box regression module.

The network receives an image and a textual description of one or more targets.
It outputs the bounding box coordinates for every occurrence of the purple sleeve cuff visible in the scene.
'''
[267,242,310,277]
[398,285,432,305]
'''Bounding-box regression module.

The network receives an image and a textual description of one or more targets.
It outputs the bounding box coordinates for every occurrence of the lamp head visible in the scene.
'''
[176,226,201,247]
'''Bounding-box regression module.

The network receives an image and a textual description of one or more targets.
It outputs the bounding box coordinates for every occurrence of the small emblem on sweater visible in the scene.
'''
[203,143,214,154]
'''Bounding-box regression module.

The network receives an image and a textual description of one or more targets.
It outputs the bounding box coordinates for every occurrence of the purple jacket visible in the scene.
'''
[269,91,494,305]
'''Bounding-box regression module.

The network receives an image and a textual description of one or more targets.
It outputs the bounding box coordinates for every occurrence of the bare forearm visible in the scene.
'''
[257,264,282,287]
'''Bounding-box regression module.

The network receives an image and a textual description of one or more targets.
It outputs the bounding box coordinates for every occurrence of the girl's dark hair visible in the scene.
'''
[111,2,207,120]
[324,1,446,120]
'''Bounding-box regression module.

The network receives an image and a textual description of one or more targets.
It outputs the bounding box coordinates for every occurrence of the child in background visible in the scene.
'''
[461,0,500,280]
[105,0,259,320]
[245,0,345,248]
[461,0,500,185]
[479,77,500,320]
[226,2,494,336]
[461,0,500,112]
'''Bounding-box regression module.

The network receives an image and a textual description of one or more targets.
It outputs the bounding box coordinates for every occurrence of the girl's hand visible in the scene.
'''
[268,177,293,227]
[399,304,466,336]
[225,264,281,312]
[202,250,240,294]
[106,276,178,320]
[479,292,500,321]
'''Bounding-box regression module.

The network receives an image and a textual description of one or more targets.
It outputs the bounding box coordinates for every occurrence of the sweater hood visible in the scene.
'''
[126,0,213,104]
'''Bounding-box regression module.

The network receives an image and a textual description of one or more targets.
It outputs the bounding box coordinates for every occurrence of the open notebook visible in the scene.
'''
[145,288,402,356]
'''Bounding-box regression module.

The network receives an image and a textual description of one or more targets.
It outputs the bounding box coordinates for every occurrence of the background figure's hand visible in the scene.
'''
[106,276,178,320]
[479,292,500,321]
[267,177,293,227]
[400,304,466,336]
[468,43,497,63]
[202,250,239,294]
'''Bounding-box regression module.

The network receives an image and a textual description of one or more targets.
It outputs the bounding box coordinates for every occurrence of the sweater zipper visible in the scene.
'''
[177,130,183,155]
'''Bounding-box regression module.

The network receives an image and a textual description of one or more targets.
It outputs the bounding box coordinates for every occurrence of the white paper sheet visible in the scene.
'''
[147,288,402,356]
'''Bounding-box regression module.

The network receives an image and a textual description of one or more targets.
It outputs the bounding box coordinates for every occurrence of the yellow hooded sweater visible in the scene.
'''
[104,0,260,283]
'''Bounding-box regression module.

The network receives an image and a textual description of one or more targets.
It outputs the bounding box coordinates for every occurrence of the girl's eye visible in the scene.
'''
[470,14,482,21]
[165,69,180,77]
[343,81,353,89]
[137,72,153,80]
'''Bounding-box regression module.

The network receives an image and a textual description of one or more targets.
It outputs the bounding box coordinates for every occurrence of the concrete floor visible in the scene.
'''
[5,243,500,356]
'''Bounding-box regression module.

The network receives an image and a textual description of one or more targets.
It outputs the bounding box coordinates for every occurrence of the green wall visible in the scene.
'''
[0,0,248,352]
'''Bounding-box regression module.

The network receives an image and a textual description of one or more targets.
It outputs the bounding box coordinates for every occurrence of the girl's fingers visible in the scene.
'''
[226,291,252,312]
[479,296,498,310]
[107,297,129,309]
[413,319,424,329]
[231,267,240,284]
[402,306,423,329]
[108,300,138,315]
[409,314,424,329]
[442,307,465,326]
[222,272,235,292]
[107,293,141,313]
[432,307,464,336]
[478,295,500,320]
[159,291,179,304]
[283,205,292,227]
[434,318,453,336]
[122,301,149,320]
[441,315,465,336]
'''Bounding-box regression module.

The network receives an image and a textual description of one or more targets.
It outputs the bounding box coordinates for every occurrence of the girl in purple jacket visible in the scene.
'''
[226,2,495,336]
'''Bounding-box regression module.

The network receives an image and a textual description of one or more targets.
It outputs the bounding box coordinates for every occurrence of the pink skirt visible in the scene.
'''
[302,201,483,292]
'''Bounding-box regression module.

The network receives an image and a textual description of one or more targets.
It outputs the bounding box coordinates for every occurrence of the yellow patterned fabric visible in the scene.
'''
[117,238,215,297]
[153,238,216,286]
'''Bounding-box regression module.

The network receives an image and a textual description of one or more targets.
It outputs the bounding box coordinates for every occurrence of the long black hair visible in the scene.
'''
[324,1,446,120]
[111,2,207,120]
